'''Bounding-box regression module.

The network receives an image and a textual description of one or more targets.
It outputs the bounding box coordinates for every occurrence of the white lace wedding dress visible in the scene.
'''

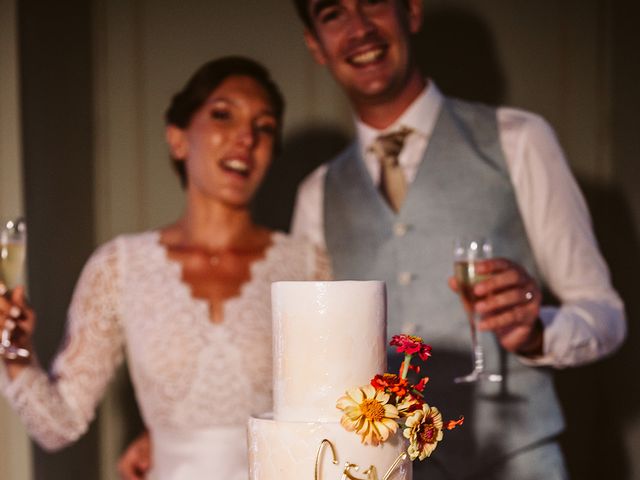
[0,231,326,480]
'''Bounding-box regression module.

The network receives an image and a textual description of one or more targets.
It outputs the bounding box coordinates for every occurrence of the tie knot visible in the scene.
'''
[370,127,412,165]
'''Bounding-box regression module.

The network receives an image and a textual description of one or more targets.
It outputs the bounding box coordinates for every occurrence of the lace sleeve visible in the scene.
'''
[1,240,125,451]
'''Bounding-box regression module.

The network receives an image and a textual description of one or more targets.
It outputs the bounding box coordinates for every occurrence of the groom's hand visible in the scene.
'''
[471,258,544,357]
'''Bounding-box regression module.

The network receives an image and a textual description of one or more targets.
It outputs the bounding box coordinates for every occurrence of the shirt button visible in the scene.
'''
[393,222,409,237]
[398,271,413,286]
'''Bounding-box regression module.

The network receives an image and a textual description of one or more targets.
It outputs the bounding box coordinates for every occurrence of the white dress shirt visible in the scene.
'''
[291,82,625,369]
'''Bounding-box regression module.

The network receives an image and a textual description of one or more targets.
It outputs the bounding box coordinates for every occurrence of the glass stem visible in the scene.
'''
[470,312,484,373]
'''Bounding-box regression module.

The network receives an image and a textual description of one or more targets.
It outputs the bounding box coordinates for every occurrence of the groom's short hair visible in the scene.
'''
[292,0,411,32]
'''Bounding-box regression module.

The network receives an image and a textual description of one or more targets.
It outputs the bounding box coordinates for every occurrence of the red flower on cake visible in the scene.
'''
[390,334,432,361]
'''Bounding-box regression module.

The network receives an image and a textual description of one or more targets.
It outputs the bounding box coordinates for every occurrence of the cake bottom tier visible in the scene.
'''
[248,414,412,480]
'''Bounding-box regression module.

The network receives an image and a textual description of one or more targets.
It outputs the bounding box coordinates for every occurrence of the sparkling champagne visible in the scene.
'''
[454,260,488,305]
[0,241,26,288]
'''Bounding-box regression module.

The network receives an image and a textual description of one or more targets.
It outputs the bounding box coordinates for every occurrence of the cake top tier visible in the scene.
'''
[272,281,387,422]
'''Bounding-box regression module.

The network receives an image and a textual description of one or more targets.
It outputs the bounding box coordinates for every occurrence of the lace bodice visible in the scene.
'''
[0,231,325,451]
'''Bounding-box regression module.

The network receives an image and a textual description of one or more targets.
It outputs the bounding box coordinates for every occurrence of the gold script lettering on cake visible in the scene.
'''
[314,439,408,480]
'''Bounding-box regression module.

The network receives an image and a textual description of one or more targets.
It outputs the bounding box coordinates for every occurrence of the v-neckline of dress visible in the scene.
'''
[151,230,283,326]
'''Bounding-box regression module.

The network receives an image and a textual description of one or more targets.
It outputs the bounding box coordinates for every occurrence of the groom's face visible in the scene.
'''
[303,0,423,107]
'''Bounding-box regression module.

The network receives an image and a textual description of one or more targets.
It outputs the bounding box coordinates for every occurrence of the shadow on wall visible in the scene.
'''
[252,124,350,231]
[415,6,507,105]
[415,8,638,478]
[556,180,640,480]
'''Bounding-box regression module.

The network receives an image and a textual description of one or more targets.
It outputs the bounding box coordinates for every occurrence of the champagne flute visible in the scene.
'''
[0,217,30,360]
[453,237,501,383]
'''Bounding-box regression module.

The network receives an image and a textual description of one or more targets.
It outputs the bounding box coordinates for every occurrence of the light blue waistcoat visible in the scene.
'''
[324,98,564,478]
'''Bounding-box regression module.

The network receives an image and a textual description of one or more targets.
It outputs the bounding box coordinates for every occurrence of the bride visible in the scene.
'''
[0,56,328,480]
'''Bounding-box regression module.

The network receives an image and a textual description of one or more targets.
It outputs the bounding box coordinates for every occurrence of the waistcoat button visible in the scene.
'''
[393,222,409,237]
[398,271,413,285]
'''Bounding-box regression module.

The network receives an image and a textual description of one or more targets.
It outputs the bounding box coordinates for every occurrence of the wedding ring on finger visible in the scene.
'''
[524,291,534,302]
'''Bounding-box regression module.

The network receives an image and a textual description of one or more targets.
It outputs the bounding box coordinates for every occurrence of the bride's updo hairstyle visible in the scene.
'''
[165,56,285,188]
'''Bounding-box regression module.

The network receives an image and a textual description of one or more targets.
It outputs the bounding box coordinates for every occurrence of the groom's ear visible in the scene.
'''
[304,29,328,66]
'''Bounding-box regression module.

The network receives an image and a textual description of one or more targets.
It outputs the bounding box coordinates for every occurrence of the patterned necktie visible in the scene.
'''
[369,127,412,212]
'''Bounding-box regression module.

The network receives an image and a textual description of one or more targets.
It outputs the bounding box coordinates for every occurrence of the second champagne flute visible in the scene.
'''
[453,237,502,383]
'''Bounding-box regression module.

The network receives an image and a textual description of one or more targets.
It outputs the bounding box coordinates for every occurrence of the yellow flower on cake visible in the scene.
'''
[403,404,444,460]
[336,384,399,446]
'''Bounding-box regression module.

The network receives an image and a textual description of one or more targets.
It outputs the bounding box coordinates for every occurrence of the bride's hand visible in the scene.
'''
[0,284,36,370]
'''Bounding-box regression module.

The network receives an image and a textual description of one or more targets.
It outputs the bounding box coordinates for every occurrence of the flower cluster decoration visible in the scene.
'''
[336,334,463,461]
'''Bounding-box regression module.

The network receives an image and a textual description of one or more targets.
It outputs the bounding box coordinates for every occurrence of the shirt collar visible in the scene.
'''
[355,79,444,152]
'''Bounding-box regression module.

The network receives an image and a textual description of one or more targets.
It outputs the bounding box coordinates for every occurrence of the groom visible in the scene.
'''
[289,0,625,478]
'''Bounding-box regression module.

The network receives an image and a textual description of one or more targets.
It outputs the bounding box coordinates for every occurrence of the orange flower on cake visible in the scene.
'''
[371,373,411,398]
[336,384,400,446]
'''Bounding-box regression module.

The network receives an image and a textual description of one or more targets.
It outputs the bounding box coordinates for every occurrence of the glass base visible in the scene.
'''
[454,369,502,384]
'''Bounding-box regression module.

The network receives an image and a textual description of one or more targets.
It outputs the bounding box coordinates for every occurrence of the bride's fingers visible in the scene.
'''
[447,276,459,292]
[11,287,34,319]
[0,284,20,315]
[0,298,19,323]
[0,283,10,306]
[11,286,30,310]
[0,287,35,337]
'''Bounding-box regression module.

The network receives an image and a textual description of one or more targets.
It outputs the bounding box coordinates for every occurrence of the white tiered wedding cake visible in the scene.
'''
[248,281,412,479]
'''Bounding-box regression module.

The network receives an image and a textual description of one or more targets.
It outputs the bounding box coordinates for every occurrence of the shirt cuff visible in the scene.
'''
[517,306,559,367]
[518,299,625,368]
